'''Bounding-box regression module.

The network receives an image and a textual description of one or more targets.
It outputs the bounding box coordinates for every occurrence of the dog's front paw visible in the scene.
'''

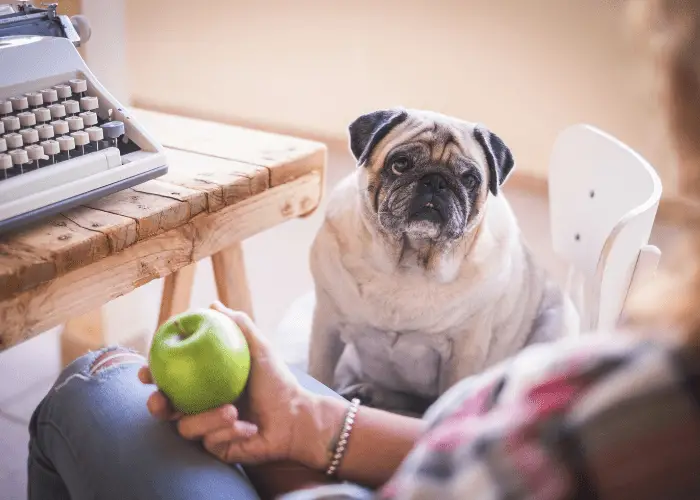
[338,383,377,406]
[339,383,433,416]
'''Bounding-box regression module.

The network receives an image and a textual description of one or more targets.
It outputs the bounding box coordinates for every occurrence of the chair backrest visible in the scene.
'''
[548,124,662,332]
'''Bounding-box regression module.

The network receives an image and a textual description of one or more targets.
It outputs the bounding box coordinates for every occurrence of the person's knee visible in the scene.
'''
[28,346,149,476]
[30,346,147,430]
[57,345,143,379]
[49,345,146,394]
[88,346,145,375]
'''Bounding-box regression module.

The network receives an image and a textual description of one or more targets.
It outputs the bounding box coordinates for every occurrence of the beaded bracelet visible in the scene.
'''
[325,397,361,476]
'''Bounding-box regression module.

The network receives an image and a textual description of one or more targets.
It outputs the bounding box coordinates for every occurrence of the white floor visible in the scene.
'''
[0,146,679,499]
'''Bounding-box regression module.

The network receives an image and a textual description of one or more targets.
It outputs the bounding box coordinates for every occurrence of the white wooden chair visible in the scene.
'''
[548,124,663,333]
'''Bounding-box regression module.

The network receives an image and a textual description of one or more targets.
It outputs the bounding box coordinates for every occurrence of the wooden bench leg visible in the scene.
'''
[158,263,197,326]
[61,281,167,367]
[211,242,254,319]
[61,308,105,367]
[60,305,150,367]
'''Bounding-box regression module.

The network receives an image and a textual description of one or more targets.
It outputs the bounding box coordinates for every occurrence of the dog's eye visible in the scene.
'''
[391,157,411,175]
[462,173,478,189]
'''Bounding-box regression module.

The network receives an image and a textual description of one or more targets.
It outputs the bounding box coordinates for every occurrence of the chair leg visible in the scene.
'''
[211,242,254,319]
[632,245,661,287]
[565,266,588,333]
[158,263,197,327]
[621,244,662,319]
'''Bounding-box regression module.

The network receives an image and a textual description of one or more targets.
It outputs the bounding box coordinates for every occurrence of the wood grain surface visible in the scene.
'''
[0,109,326,351]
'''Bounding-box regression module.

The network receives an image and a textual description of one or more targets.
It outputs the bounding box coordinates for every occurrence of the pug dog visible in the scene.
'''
[307,108,579,416]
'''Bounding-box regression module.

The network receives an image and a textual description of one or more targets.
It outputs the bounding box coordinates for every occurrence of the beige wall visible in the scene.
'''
[126,0,678,195]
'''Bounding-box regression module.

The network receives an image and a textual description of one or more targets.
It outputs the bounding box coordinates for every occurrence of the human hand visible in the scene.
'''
[139,301,337,468]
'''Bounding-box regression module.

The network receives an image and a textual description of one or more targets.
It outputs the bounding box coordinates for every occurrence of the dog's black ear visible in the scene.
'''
[473,125,515,196]
[348,108,408,166]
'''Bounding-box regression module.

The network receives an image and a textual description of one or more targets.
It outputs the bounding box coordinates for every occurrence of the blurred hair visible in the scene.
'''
[626,0,700,344]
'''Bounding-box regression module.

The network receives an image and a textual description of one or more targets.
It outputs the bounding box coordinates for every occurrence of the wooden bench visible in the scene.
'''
[0,109,326,364]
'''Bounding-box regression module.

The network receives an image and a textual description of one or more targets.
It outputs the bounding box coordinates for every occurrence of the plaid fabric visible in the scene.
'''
[288,333,700,500]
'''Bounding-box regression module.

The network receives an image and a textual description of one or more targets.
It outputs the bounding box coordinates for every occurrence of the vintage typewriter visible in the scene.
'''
[0,2,167,234]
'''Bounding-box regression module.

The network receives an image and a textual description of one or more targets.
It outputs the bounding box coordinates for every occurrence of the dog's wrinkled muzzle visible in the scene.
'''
[409,173,452,223]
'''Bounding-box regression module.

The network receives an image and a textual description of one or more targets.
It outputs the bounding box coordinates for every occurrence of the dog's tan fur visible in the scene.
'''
[308,109,579,415]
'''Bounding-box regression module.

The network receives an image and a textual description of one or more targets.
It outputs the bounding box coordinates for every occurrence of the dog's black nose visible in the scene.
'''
[420,173,447,193]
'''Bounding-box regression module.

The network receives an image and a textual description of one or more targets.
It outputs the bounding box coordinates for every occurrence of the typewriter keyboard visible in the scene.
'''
[0,79,140,181]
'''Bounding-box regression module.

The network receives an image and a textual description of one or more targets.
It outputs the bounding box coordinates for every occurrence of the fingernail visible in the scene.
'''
[221,405,237,422]
[239,421,258,436]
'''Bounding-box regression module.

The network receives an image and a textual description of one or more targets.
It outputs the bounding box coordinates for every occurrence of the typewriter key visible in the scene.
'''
[17,111,36,129]
[101,120,125,149]
[69,79,88,97]
[9,149,29,174]
[25,144,44,169]
[57,135,75,159]
[36,124,54,141]
[80,111,98,127]
[9,96,28,112]
[66,116,84,132]
[33,107,51,124]
[86,126,103,150]
[0,100,12,116]
[53,84,72,101]
[41,140,59,164]
[80,96,98,112]
[1,116,19,133]
[49,103,66,120]
[50,120,69,137]
[71,131,89,156]
[40,89,58,105]
[24,92,43,108]
[64,100,80,116]
[5,133,23,150]
[0,153,11,178]
[19,128,38,146]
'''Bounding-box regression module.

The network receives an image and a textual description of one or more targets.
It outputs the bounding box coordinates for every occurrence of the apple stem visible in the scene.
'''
[174,319,187,338]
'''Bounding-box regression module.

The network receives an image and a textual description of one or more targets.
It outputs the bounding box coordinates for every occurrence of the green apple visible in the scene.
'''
[149,308,251,414]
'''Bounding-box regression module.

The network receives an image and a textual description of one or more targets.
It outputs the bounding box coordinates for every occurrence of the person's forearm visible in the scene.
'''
[334,401,425,487]
[295,395,426,488]
[242,461,338,500]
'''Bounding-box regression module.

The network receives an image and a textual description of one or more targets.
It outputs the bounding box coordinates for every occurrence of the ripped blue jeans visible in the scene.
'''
[27,346,339,500]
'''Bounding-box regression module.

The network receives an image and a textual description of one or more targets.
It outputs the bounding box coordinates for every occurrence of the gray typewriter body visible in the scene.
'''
[0,2,167,235]
[0,2,86,46]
